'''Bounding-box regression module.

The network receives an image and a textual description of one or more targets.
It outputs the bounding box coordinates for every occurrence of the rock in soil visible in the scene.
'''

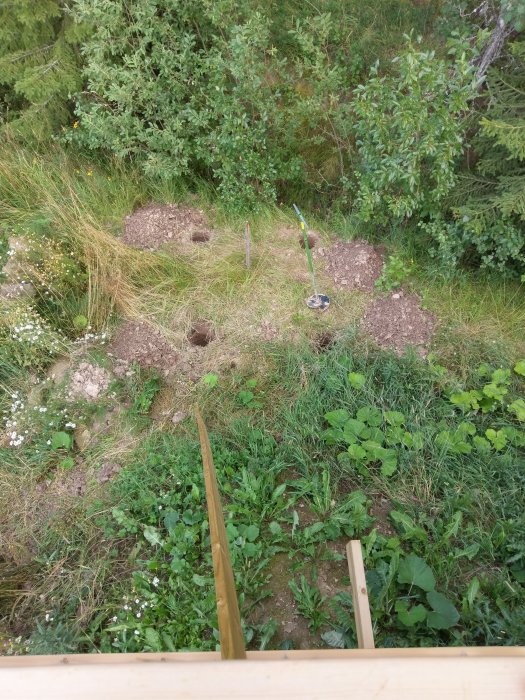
[171,410,188,426]
[322,239,384,292]
[122,203,213,251]
[68,362,111,401]
[0,282,35,299]
[362,291,436,356]
[108,320,179,377]
[97,461,122,484]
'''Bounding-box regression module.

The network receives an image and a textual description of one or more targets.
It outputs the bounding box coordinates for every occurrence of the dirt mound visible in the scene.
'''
[319,240,384,292]
[122,203,213,251]
[362,291,436,356]
[108,321,179,376]
[68,362,110,401]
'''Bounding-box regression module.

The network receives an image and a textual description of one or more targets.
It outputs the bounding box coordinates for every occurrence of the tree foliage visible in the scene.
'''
[0,1,85,139]
[352,35,477,222]
[70,1,438,210]
[427,41,525,277]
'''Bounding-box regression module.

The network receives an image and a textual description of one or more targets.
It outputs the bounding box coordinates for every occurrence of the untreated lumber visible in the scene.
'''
[346,539,375,649]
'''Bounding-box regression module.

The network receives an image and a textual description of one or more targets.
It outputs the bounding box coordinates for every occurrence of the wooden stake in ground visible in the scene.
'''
[245,221,251,269]
[195,407,246,660]
[346,540,375,649]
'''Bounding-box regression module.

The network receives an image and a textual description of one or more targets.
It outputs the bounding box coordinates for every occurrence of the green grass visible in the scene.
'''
[1,140,525,654]
[5,337,523,653]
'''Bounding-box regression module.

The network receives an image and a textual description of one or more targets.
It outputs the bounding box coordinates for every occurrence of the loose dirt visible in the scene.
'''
[362,291,436,356]
[108,321,180,377]
[68,362,111,401]
[122,203,213,251]
[318,239,384,292]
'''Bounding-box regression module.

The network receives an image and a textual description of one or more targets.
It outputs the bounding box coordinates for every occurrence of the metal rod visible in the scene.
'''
[245,221,251,269]
[292,203,319,298]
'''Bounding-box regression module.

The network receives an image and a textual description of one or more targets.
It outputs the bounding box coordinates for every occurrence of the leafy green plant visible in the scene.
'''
[202,373,219,389]
[352,35,476,222]
[288,575,327,632]
[347,372,366,389]
[323,405,421,477]
[375,255,413,291]
[395,555,459,630]
[237,379,263,409]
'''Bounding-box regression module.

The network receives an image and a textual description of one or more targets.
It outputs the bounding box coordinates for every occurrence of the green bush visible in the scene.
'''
[351,35,476,222]
[71,1,443,210]
[71,1,348,210]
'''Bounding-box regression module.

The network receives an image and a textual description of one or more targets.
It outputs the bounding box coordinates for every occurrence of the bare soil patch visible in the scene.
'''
[108,321,179,377]
[122,203,213,251]
[369,495,395,536]
[318,239,384,292]
[362,291,436,356]
[68,362,111,401]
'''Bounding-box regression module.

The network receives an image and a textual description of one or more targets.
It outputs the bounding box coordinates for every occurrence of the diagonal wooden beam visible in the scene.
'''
[196,407,246,660]
[346,540,375,649]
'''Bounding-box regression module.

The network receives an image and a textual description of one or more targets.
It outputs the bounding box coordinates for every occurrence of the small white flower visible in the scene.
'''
[134,630,140,636]
[136,612,141,618]
[112,616,117,622]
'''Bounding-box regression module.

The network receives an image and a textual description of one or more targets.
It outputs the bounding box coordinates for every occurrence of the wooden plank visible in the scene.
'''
[195,407,246,660]
[2,656,525,699]
[346,540,375,649]
[0,647,523,667]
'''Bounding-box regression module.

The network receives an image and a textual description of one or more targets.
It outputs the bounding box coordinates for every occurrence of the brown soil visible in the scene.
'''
[96,461,122,484]
[187,321,215,347]
[369,495,395,536]
[250,539,350,651]
[314,330,335,352]
[108,321,179,377]
[251,552,317,650]
[318,239,384,292]
[362,291,436,356]
[122,203,213,251]
[298,231,320,250]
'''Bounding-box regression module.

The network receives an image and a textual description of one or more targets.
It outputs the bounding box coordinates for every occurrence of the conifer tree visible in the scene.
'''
[0,1,85,139]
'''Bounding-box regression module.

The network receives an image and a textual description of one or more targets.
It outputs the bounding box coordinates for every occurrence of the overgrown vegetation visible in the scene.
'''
[1,0,525,657]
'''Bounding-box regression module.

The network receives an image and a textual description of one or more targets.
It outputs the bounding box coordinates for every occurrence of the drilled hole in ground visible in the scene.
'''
[191,231,211,243]
[314,331,335,352]
[298,231,319,250]
[188,321,215,347]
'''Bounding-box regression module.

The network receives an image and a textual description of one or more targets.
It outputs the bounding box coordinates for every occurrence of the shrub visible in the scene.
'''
[352,35,476,222]
[71,2,435,210]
